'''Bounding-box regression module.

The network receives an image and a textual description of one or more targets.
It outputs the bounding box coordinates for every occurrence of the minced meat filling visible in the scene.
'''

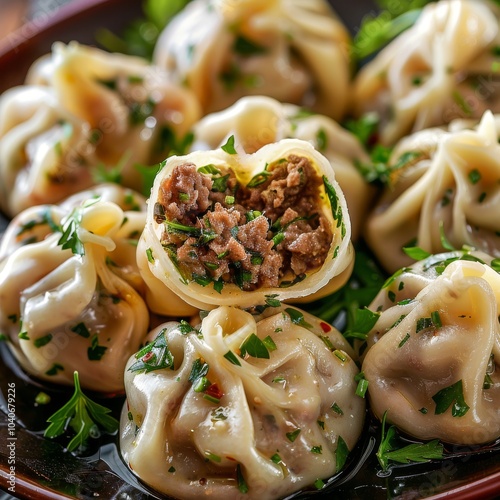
[154,155,333,291]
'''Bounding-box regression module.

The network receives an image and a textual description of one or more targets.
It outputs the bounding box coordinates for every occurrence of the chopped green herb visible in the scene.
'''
[316,128,328,152]
[18,331,29,340]
[224,350,242,366]
[88,335,107,361]
[262,336,277,351]
[236,464,249,494]
[286,428,301,442]
[355,372,369,398]
[311,445,323,454]
[403,246,431,261]
[335,436,349,472]
[452,90,473,116]
[233,34,267,56]
[35,392,51,405]
[198,164,221,175]
[46,363,64,376]
[468,169,482,185]
[128,329,174,373]
[71,322,91,338]
[334,350,347,363]
[58,208,85,256]
[221,135,237,154]
[432,380,469,417]
[314,479,325,490]
[285,308,313,328]
[178,320,198,335]
[240,333,270,359]
[247,170,272,188]
[398,333,411,348]
[344,308,380,342]
[211,174,230,192]
[204,451,222,463]
[34,334,53,348]
[331,402,344,415]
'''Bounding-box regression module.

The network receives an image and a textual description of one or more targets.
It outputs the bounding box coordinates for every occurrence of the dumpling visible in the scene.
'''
[365,111,500,273]
[0,85,96,216]
[0,196,149,392]
[353,0,500,145]
[153,0,351,120]
[361,250,500,445]
[120,305,365,500]
[139,138,353,314]
[191,96,374,240]
[0,42,201,216]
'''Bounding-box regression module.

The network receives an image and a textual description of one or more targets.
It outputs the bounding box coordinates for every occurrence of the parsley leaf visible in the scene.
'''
[376,411,443,471]
[221,135,237,154]
[128,328,174,373]
[432,380,470,417]
[58,208,85,256]
[44,371,118,452]
[240,333,270,359]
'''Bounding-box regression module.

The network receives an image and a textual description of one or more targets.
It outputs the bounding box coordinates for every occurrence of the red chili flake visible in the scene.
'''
[320,322,331,333]
[141,351,155,363]
[226,456,236,461]
[205,383,223,400]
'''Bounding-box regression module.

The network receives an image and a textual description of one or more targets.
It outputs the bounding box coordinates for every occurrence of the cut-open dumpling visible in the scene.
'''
[191,96,373,240]
[353,0,500,145]
[0,195,149,392]
[139,138,353,313]
[153,0,351,120]
[362,250,500,445]
[120,305,365,500]
[365,111,500,273]
[0,42,200,216]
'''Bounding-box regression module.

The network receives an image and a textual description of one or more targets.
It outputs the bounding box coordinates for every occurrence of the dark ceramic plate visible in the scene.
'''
[0,1,499,499]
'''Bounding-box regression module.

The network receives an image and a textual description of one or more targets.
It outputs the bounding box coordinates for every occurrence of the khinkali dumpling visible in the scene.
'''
[362,250,500,445]
[0,86,94,216]
[353,0,500,145]
[0,196,149,392]
[365,111,500,273]
[153,0,351,120]
[191,96,373,240]
[120,305,365,499]
[0,42,201,216]
[139,138,353,314]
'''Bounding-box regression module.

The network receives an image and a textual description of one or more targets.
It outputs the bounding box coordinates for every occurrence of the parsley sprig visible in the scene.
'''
[44,371,119,452]
[376,411,444,471]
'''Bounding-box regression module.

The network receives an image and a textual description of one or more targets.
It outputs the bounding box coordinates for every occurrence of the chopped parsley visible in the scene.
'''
[128,329,174,373]
[432,380,469,417]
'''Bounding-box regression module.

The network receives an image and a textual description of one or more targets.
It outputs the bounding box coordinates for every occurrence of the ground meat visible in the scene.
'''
[157,156,333,290]
[158,163,212,224]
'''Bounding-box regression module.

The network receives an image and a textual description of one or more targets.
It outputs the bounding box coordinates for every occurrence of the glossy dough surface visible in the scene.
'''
[362,251,500,445]
[365,111,500,273]
[0,42,200,217]
[153,0,351,120]
[354,0,500,145]
[121,305,365,500]
[0,190,149,391]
